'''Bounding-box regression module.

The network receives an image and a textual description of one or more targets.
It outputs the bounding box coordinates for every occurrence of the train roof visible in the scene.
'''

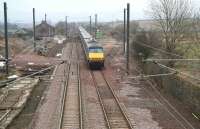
[79,26,92,39]
[79,26,103,49]
[87,43,103,48]
[88,39,97,44]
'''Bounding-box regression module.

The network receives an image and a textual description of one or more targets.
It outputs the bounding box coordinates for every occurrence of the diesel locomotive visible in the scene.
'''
[79,26,104,68]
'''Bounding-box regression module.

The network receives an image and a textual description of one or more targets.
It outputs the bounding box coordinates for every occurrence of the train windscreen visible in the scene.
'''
[89,47,103,53]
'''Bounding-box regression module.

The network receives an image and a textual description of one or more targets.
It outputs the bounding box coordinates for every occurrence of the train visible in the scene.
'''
[79,26,104,68]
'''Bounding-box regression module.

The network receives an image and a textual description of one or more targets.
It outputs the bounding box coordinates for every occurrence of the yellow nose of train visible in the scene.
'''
[89,53,104,61]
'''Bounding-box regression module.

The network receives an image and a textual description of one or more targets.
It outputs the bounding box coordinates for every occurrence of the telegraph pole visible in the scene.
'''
[65,16,68,39]
[95,14,97,38]
[123,8,126,55]
[126,3,130,72]
[33,8,36,52]
[45,13,47,22]
[4,2,8,75]
[95,14,97,29]
[89,16,92,34]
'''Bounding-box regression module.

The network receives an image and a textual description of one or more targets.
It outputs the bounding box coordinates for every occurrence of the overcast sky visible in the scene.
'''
[0,0,200,23]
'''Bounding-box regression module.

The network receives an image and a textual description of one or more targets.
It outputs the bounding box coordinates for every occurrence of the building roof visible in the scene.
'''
[36,21,54,29]
[35,20,55,38]
[79,26,92,39]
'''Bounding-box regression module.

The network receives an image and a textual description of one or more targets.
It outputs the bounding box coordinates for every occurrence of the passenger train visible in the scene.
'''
[79,26,104,68]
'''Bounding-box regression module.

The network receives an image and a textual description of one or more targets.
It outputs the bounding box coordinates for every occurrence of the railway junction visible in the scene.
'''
[0,1,200,129]
[2,26,198,129]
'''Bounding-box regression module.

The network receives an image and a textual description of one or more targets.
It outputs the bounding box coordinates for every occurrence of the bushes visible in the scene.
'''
[111,21,140,41]
[110,21,162,59]
[111,24,123,41]
[134,31,151,59]
[133,30,161,59]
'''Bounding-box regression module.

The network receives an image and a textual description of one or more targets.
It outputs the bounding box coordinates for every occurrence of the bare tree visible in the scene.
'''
[150,0,192,54]
[55,22,65,35]
[192,9,200,43]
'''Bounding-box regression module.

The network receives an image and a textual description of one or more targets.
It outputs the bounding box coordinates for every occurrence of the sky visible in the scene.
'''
[0,0,200,24]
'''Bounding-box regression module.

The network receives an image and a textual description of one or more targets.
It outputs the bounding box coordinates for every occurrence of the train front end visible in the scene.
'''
[88,46,104,68]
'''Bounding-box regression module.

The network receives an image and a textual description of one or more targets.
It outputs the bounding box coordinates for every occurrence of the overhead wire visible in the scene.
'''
[134,42,200,81]
[128,72,176,79]
[144,58,200,62]
[154,61,200,82]
[134,41,184,58]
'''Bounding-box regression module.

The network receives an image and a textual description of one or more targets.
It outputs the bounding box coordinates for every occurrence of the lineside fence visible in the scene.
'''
[131,40,200,119]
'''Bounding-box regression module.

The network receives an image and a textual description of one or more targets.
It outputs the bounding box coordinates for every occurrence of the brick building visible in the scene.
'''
[35,16,55,39]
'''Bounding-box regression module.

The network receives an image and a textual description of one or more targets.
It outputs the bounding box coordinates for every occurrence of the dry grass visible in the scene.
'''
[0,38,30,57]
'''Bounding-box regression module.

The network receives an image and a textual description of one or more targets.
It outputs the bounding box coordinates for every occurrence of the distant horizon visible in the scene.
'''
[6,18,157,25]
[0,0,151,23]
[0,0,199,25]
[7,14,152,25]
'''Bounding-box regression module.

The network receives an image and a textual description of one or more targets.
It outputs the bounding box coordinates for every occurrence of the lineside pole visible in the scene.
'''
[4,2,8,75]
[65,16,68,39]
[126,3,130,72]
[95,14,97,38]
[33,8,36,52]
[90,16,92,34]
[123,8,126,55]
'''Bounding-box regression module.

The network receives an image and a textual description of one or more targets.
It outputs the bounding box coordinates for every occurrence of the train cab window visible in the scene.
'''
[89,47,103,53]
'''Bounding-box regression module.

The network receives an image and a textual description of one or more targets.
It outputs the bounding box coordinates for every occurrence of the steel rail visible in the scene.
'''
[101,71,135,129]
[78,56,83,129]
[81,35,111,129]
[91,70,134,129]
[90,71,111,129]
[0,110,10,122]
[0,81,32,124]
[58,43,73,129]
[0,47,51,124]
[1,63,63,87]
[59,43,83,129]
[58,63,71,129]
[80,33,134,128]
[76,41,83,129]
[133,66,196,129]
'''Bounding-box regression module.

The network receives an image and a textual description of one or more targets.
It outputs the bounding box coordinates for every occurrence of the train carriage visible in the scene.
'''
[79,26,104,68]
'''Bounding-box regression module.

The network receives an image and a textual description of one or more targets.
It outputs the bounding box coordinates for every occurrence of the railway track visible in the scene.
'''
[0,78,38,128]
[132,67,196,129]
[0,90,22,126]
[77,41,107,129]
[59,42,83,129]
[91,70,134,129]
